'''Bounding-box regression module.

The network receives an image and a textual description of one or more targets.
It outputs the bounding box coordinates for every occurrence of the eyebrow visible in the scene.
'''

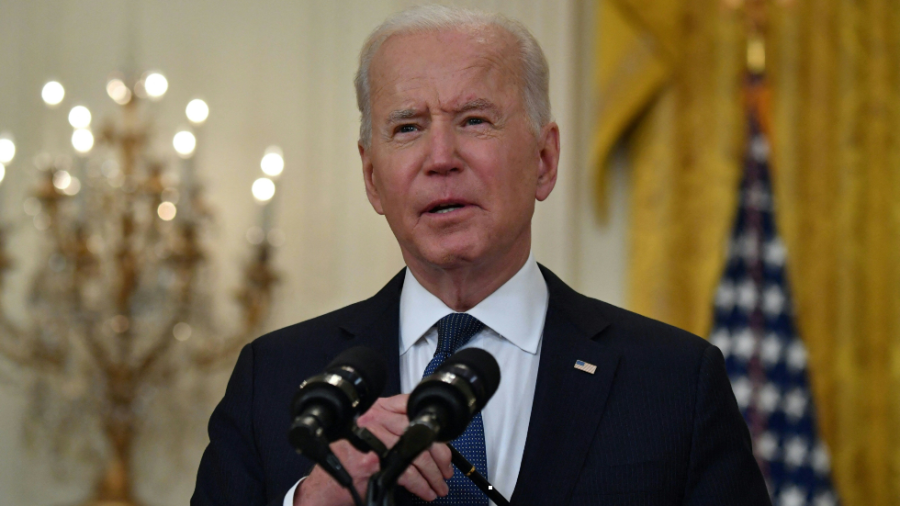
[384,99,500,126]
[456,98,498,115]
[386,108,418,124]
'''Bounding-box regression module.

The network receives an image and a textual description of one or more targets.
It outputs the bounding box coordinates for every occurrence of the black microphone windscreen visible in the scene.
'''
[327,346,388,402]
[444,348,501,401]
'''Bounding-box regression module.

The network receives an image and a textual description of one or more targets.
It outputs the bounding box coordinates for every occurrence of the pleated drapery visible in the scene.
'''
[593,1,900,504]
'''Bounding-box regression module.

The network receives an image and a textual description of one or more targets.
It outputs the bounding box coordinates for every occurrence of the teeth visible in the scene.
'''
[431,204,464,214]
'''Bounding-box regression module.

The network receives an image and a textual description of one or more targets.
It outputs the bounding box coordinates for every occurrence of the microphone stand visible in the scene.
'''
[350,424,510,506]
[365,423,436,506]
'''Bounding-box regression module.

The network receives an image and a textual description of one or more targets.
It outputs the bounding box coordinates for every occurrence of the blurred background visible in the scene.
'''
[0,0,896,505]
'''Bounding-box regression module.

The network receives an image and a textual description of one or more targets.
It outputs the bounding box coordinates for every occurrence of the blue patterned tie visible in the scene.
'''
[410,313,489,505]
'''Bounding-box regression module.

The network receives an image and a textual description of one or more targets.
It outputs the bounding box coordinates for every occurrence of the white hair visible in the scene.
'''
[354,5,551,148]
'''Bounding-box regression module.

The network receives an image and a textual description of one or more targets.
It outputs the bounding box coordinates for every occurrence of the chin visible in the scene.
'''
[414,239,486,271]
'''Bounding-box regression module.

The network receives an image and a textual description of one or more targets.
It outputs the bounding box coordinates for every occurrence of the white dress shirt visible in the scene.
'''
[285,254,548,505]
[398,253,547,503]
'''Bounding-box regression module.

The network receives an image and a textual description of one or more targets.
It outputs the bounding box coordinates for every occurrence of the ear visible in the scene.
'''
[359,142,385,215]
[534,122,560,202]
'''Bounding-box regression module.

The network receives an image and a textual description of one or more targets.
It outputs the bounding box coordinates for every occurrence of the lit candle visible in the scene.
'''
[41,81,65,153]
[252,177,276,232]
[0,134,15,213]
[181,98,209,219]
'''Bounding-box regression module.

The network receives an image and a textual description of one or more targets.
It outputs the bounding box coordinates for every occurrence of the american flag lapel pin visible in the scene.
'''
[574,359,597,375]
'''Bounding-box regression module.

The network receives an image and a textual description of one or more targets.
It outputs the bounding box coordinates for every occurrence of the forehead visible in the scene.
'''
[368,27,521,112]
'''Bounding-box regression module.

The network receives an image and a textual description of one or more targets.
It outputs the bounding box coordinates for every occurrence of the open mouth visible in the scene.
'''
[428,203,466,214]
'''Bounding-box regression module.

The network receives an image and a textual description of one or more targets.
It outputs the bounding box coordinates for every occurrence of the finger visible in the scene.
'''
[332,442,380,476]
[377,412,412,437]
[330,439,364,460]
[356,405,397,431]
[350,453,380,499]
[356,402,410,438]
[356,402,386,427]
[378,393,409,414]
[357,396,407,427]
[429,443,454,479]
[327,440,381,499]
[397,462,439,501]
[412,448,450,497]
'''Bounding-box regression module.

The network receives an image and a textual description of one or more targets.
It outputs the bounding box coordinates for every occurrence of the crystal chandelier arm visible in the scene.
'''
[0,334,35,368]
[133,318,184,381]
[191,309,265,369]
[130,247,196,377]
[0,318,66,371]
[192,243,277,370]
[192,333,249,370]
[133,240,203,379]
[0,229,60,370]
[81,324,114,371]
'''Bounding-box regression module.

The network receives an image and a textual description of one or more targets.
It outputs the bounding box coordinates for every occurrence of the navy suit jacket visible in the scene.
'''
[192,266,771,505]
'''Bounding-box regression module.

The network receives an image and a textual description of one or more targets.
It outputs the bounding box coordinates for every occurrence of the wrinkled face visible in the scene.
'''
[360,27,558,271]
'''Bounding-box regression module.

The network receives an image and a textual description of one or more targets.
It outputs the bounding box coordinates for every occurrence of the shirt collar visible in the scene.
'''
[399,253,548,355]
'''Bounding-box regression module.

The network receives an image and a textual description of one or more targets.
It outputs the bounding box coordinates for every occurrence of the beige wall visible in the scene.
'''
[0,1,628,504]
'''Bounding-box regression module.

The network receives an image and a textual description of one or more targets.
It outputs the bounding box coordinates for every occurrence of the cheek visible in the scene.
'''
[471,145,538,207]
[372,155,418,210]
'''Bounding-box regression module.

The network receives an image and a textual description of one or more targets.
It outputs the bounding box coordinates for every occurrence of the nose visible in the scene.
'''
[423,119,460,176]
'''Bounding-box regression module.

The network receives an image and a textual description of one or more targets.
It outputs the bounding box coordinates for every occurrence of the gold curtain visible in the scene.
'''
[593,0,900,504]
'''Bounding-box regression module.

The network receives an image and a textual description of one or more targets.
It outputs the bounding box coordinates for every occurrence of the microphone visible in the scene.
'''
[407,347,501,441]
[289,346,387,448]
[371,348,500,499]
[288,346,387,506]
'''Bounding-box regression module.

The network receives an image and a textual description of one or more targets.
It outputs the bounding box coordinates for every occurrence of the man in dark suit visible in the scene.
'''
[193,5,771,506]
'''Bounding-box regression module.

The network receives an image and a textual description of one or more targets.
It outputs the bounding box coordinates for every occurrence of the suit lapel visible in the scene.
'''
[330,266,620,504]
[510,267,622,505]
[335,269,405,397]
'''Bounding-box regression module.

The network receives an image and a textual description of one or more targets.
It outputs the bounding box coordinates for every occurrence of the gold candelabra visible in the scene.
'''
[0,73,280,506]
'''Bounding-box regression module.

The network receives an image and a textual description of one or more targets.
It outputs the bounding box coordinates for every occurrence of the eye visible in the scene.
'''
[396,124,418,134]
[465,117,486,126]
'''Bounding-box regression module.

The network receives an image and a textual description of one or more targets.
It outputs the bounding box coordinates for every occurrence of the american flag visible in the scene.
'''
[709,75,839,506]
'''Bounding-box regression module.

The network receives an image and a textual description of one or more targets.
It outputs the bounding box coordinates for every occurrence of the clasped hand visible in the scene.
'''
[294,394,454,506]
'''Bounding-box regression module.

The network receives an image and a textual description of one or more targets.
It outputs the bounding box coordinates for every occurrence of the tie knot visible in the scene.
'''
[435,313,485,356]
